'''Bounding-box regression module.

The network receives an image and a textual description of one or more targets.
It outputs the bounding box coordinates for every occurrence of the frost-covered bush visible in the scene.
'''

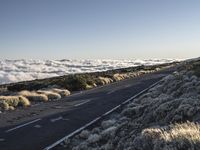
[101,120,116,129]
[60,67,200,150]
[133,121,200,150]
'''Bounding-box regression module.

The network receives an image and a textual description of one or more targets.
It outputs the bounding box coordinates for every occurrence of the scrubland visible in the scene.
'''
[0,63,176,112]
[59,59,200,150]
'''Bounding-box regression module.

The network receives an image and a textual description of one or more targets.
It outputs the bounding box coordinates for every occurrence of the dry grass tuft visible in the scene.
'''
[51,88,71,97]
[0,95,30,111]
[0,101,9,110]
[139,121,200,149]
[18,96,31,107]
[98,77,113,85]
[37,90,61,100]
[19,90,48,102]
[0,96,20,107]
[113,74,124,81]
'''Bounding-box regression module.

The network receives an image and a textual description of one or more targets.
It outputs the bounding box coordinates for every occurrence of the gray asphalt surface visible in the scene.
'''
[0,68,176,150]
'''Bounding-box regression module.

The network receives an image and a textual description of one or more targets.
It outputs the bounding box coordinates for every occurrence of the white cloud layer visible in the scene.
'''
[0,59,178,84]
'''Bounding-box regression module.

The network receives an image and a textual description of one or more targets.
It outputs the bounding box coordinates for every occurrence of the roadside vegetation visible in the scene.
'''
[140,121,200,150]
[0,62,177,112]
[0,96,30,111]
[58,59,200,150]
[0,88,71,111]
[4,62,176,92]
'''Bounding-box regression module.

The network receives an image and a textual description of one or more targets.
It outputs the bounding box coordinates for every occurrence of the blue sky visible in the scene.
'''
[0,0,200,59]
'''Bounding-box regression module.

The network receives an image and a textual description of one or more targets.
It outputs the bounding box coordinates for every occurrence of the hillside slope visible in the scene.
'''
[59,59,200,150]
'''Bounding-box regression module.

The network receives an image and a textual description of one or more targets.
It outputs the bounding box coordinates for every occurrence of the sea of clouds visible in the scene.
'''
[0,59,178,85]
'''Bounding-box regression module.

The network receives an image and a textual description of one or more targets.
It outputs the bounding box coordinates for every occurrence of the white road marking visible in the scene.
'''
[5,118,41,133]
[107,84,132,95]
[62,118,69,121]
[52,106,63,109]
[74,99,92,107]
[102,105,121,116]
[44,117,101,150]
[0,138,5,142]
[124,84,132,88]
[122,80,162,105]
[44,78,165,150]
[32,103,41,107]
[34,125,42,128]
[107,90,117,95]
[50,116,63,123]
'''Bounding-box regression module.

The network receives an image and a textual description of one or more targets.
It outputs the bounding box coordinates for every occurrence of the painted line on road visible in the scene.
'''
[0,138,5,142]
[107,87,123,95]
[34,124,42,128]
[50,116,63,123]
[5,118,41,133]
[107,89,117,95]
[32,103,41,107]
[102,105,121,116]
[62,118,70,121]
[122,82,160,105]
[107,84,133,95]
[44,117,101,150]
[43,78,164,150]
[104,79,163,116]
[74,99,92,107]
[124,85,131,88]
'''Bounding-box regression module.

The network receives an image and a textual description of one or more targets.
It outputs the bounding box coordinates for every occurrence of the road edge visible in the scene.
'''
[44,77,165,150]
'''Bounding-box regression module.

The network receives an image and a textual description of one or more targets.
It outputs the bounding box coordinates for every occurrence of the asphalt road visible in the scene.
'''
[0,68,176,150]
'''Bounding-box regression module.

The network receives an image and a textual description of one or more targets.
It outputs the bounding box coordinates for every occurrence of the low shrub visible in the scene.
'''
[51,88,71,97]
[98,77,113,85]
[18,96,31,107]
[0,101,9,110]
[19,90,48,102]
[60,75,88,91]
[37,90,61,100]
[138,121,200,150]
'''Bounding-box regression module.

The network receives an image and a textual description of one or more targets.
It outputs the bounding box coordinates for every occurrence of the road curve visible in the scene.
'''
[0,68,176,150]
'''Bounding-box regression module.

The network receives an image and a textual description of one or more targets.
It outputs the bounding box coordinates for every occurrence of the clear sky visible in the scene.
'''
[0,0,200,60]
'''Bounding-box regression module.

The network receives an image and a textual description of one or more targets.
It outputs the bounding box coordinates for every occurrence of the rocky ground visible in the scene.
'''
[58,59,200,150]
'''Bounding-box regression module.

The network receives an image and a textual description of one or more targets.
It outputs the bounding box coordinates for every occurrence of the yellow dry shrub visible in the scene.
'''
[98,77,113,85]
[51,88,71,97]
[37,90,61,100]
[0,96,19,107]
[0,96,30,110]
[18,96,31,107]
[19,90,48,102]
[85,84,93,90]
[113,74,124,81]
[0,101,9,110]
